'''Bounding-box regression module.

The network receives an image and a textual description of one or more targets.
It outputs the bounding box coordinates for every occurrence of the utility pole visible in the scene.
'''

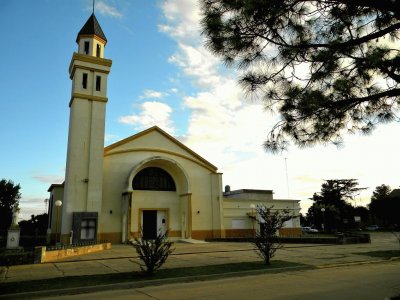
[285,157,290,199]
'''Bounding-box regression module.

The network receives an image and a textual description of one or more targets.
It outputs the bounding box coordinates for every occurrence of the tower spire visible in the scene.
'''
[62,13,112,243]
[92,0,95,14]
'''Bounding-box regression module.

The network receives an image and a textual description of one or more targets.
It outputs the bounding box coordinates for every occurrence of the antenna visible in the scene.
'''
[284,157,290,199]
[92,0,95,14]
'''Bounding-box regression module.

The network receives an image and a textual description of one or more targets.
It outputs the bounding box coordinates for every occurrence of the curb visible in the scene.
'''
[317,256,400,269]
[0,265,311,299]
[1,257,399,299]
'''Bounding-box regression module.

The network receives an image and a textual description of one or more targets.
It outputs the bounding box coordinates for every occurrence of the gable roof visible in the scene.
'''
[104,126,218,172]
[76,13,107,43]
[47,183,64,192]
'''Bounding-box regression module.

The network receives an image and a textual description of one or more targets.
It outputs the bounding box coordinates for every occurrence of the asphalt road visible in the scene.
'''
[43,260,400,300]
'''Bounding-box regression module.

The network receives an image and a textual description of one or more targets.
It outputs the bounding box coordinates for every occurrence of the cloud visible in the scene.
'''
[105,133,121,144]
[158,0,201,41]
[32,175,64,184]
[95,1,123,18]
[19,197,48,221]
[168,43,223,89]
[139,89,168,99]
[119,101,175,133]
[160,0,278,175]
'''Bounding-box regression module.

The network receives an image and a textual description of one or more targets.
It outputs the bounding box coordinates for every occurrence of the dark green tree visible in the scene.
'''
[19,213,49,236]
[0,179,21,231]
[368,184,392,225]
[299,213,308,226]
[370,184,392,202]
[353,206,371,228]
[252,205,293,265]
[201,0,400,151]
[307,179,365,231]
[369,185,400,228]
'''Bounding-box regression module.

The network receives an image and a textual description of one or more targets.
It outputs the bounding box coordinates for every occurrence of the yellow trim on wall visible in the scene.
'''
[104,126,218,172]
[69,65,110,79]
[179,193,192,197]
[69,93,108,107]
[187,194,192,238]
[77,34,107,45]
[70,52,112,69]
[98,232,122,243]
[105,148,217,173]
[69,52,112,76]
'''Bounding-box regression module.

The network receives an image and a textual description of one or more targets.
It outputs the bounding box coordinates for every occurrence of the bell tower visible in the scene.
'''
[62,14,112,242]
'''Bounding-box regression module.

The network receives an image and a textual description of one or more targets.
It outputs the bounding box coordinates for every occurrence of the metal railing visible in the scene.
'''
[46,240,108,251]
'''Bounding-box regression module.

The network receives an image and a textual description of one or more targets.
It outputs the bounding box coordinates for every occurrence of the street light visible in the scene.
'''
[55,200,62,244]
[321,207,326,232]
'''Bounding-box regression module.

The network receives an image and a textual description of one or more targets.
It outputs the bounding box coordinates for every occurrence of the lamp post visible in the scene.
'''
[250,204,256,237]
[321,207,326,232]
[55,200,62,244]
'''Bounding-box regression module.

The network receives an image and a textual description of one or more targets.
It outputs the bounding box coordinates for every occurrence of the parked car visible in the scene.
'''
[301,226,319,233]
[366,225,380,231]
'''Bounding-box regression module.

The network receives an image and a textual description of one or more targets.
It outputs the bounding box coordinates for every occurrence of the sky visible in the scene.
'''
[0,0,399,221]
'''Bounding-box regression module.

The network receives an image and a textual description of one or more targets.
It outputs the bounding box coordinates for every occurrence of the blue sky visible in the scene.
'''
[1,0,399,221]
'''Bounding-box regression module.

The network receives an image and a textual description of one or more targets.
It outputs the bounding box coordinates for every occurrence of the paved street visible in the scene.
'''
[42,260,400,300]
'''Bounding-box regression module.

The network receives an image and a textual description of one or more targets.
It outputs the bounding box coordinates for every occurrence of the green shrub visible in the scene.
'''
[0,250,33,266]
[131,230,174,275]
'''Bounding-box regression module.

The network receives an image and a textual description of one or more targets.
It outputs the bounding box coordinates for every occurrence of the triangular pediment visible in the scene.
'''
[104,126,218,172]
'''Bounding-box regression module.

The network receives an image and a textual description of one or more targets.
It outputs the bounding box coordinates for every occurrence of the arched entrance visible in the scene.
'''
[134,167,175,239]
[122,156,191,242]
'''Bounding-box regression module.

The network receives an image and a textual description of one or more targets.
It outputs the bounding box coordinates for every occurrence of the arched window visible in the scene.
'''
[132,167,176,191]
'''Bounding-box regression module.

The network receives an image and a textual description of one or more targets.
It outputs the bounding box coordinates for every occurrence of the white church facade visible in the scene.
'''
[47,14,301,244]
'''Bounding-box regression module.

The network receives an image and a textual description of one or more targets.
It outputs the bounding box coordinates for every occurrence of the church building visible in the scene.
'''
[47,14,301,244]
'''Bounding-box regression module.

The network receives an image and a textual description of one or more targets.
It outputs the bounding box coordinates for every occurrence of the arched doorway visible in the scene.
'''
[133,167,175,239]
[122,157,191,242]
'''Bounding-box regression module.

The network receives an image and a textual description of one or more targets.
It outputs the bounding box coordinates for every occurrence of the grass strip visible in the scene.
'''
[354,250,400,259]
[0,260,309,295]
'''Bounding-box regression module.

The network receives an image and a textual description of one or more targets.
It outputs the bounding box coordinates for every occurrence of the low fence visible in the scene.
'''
[336,232,371,244]
[207,232,370,245]
[34,241,111,263]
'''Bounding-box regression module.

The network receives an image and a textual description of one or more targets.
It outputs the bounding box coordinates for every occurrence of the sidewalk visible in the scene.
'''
[1,232,399,284]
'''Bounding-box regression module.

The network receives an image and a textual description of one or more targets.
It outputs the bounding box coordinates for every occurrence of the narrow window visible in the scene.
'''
[96,44,101,57]
[84,41,90,55]
[80,219,96,240]
[48,196,53,227]
[96,76,101,91]
[82,73,88,89]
